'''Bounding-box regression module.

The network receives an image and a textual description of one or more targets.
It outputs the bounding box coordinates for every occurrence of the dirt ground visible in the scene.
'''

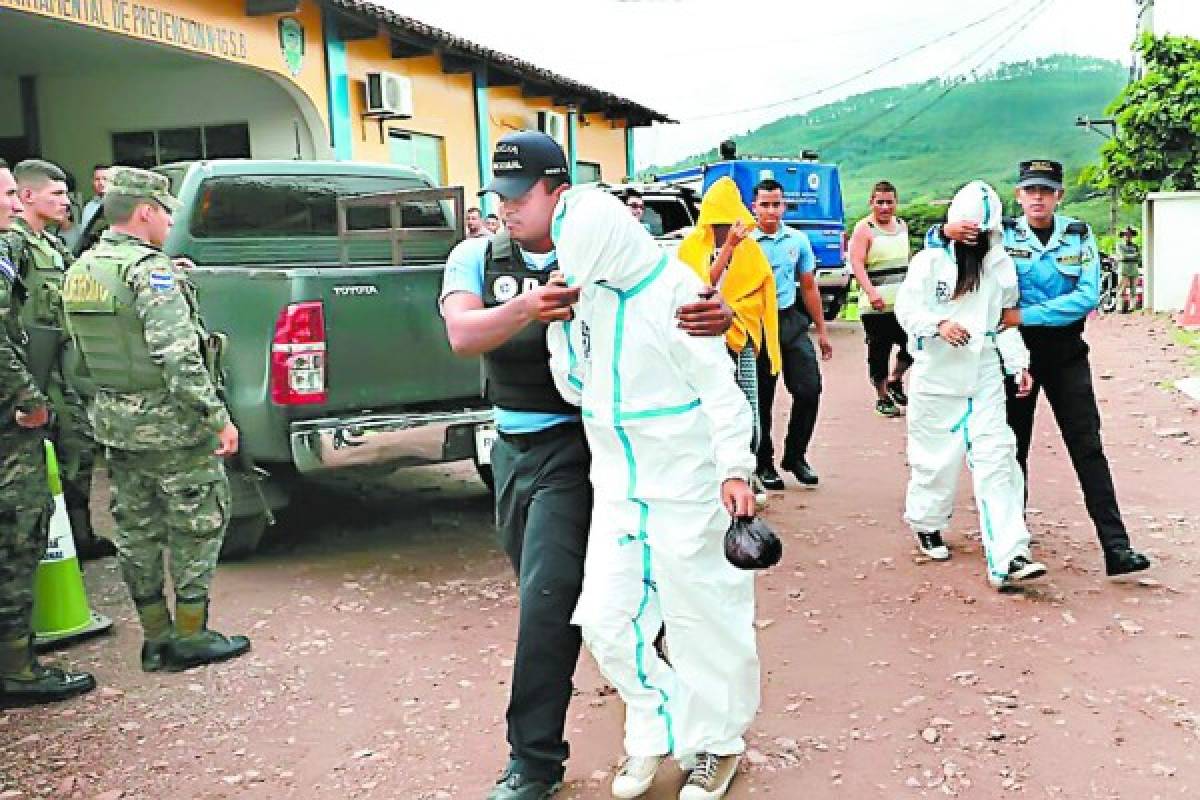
[2,313,1198,800]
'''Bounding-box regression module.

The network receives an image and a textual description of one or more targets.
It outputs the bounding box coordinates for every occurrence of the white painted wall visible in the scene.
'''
[1144,192,1200,312]
[0,76,22,139]
[1153,0,1200,38]
[36,61,321,190]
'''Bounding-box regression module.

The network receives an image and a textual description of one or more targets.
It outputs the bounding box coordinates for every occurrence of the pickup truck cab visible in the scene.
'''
[144,159,491,556]
[656,154,851,319]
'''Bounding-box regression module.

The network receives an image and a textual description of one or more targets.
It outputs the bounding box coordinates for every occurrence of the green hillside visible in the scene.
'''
[651,55,1137,231]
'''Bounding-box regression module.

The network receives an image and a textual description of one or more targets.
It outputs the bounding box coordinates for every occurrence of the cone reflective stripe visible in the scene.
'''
[32,441,113,648]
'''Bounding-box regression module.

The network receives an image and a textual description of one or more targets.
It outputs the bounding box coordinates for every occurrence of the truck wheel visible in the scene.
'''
[474,459,495,493]
[220,514,268,560]
[824,298,842,321]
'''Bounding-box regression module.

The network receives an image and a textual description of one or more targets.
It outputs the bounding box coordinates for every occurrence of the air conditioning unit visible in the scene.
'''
[537,110,567,146]
[365,71,414,118]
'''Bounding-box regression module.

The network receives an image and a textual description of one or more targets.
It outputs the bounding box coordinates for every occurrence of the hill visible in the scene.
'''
[649,55,1137,231]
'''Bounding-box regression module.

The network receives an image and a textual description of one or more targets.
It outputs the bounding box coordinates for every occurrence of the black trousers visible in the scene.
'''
[491,422,592,782]
[861,311,913,387]
[756,305,822,471]
[1005,324,1131,553]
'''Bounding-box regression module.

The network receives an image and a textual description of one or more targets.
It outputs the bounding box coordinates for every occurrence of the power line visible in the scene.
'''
[824,0,1044,150]
[874,0,1058,144]
[679,2,1015,122]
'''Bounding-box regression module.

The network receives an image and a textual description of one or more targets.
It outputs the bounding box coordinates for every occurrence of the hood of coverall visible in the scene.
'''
[551,186,666,291]
[948,180,1004,233]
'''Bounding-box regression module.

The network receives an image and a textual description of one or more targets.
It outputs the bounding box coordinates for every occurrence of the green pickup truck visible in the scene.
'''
[131,159,494,556]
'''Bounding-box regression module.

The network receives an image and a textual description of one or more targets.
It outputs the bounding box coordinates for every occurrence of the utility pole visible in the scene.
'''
[1076,116,1120,236]
[1133,0,1155,79]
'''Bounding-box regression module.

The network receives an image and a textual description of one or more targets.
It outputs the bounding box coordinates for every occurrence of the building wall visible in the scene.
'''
[575,112,630,184]
[0,76,21,138]
[39,62,320,189]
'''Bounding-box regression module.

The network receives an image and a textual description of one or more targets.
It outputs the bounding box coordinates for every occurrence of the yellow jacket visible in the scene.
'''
[678,177,781,375]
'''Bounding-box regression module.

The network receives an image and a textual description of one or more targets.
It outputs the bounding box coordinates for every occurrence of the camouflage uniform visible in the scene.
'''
[1,218,96,543]
[0,246,52,642]
[62,168,246,672]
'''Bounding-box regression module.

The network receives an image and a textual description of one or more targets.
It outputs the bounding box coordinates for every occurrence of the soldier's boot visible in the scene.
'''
[0,635,96,708]
[162,597,250,672]
[135,595,173,672]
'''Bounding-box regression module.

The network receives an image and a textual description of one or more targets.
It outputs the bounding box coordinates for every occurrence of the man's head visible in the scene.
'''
[480,130,571,251]
[465,206,485,235]
[869,181,898,224]
[1014,159,1064,228]
[92,164,111,197]
[104,167,181,247]
[14,159,71,229]
[484,213,501,234]
[1120,226,1137,240]
[624,189,645,221]
[751,178,786,233]
[0,159,25,232]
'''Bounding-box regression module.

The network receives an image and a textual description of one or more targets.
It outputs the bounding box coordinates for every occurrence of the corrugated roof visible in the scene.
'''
[325,0,672,125]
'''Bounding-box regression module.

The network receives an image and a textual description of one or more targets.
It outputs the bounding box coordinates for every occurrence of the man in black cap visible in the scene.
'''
[440,130,733,800]
[928,159,1151,578]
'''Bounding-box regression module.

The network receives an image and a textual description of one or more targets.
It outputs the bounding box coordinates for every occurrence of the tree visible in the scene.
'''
[1091,34,1200,201]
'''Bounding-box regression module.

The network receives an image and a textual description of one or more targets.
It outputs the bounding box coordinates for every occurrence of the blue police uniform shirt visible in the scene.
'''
[753,224,815,311]
[440,236,579,434]
[924,213,1100,327]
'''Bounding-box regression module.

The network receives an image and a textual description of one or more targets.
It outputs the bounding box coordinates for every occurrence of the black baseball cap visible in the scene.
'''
[1016,159,1064,190]
[480,130,569,199]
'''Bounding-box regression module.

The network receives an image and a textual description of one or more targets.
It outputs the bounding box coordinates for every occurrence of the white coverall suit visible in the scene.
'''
[894,186,1033,585]
[545,188,760,763]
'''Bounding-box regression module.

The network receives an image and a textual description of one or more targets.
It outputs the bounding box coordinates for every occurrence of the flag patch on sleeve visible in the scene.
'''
[148,268,175,293]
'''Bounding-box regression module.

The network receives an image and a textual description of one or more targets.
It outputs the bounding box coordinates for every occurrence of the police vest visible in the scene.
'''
[61,242,176,393]
[481,231,574,414]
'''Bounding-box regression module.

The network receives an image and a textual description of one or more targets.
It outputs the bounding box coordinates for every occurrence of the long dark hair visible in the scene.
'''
[951,238,988,298]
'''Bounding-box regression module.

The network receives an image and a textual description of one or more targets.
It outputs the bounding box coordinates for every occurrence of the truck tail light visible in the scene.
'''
[271,301,327,405]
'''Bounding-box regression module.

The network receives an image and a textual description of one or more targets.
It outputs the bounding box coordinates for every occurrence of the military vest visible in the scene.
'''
[481,230,574,414]
[9,221,71,330]
[61,237,179,392]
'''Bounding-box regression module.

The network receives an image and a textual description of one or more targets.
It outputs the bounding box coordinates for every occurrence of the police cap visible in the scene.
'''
[480,130,569,199]
[1016,159,1064,191]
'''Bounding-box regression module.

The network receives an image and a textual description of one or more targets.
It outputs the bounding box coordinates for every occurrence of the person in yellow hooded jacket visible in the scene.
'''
[678,178,781,504]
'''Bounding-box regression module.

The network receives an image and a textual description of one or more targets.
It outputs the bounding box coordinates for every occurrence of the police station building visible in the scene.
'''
[0,0,667,198]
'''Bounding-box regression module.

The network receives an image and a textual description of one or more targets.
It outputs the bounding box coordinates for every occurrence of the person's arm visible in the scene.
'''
[131,255,236,451]
[847,221,883,311]
[795,233,832,359]
[1018,230,1101,327]
[708,221,751,285]
[0,250,49,426]
[546,319,584,406]
[675,287,734,337]
[893,252,943,339]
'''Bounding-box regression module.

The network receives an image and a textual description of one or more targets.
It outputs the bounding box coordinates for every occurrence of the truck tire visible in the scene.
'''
[220,513,268,560]
[474,458,495,493]
[823,297,842,321]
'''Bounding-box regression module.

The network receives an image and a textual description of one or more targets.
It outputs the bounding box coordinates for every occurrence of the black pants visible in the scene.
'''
[756,305,822,471]
[1006,325,1131,553]
[861,311,912,387]
[491,422,592,782]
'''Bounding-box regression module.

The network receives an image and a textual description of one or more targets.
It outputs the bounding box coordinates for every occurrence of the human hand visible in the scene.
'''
[867,290,886,312]
[677,287,733,337]
[817,333,833,360]
[1015,369,1034,398]
[172,256,196,271]
[997,307,1022,331]
[15,405,50,429]
[943,220,981,245]
[937,320,971,346]
[215,422,240,456]
[522,283,581,323]
[721,478,756,518]
[726,220,753,249]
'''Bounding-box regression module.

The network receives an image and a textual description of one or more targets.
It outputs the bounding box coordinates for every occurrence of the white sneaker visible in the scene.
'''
[915,531,950,561]
[612,755,664,799]
[679,753,740,799]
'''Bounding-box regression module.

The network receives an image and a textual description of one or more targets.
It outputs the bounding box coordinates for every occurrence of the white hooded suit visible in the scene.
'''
[895,181,1033,584]
[545,187,760,762]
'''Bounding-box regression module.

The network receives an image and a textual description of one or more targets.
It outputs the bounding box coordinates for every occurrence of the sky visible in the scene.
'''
[385,0,1199,168]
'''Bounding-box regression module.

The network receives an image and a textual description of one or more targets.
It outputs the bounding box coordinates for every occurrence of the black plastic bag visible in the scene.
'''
[724,515,782,570]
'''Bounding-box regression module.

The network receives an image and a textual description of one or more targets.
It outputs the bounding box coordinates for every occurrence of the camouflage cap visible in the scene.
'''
[105,166,182,213]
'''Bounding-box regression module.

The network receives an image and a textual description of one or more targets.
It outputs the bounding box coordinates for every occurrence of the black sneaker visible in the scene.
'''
[757,466,785,491]
[1105,547,1151,577]
[915,531,950,561]
[875,398,902,418]
[887,381,908,407]
[783,459,818,488]
[991,554,1047,589]
[486,768,563,800]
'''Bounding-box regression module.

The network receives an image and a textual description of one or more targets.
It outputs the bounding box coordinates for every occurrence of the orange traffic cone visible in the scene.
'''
[1180,273,1200,330]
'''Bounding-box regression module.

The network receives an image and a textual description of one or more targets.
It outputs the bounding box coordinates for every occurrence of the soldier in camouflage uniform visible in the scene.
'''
[2,160,102,556]
[0,158,97,706]
[61,167,249,673]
